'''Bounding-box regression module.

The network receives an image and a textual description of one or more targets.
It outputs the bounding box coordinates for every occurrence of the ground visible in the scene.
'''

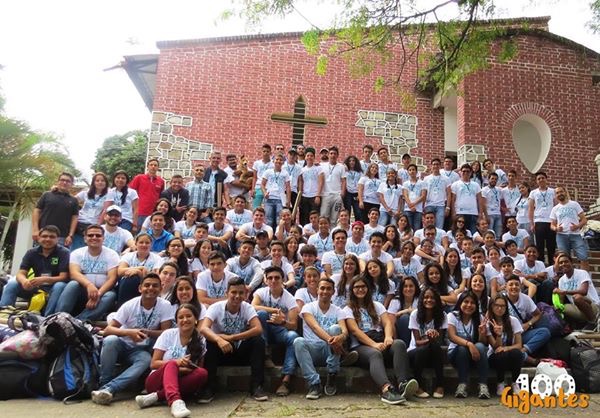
[2,393,599,418]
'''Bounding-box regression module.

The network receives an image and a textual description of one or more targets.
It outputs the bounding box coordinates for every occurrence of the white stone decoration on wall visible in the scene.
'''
[457,144,488,166]
[148,111,213,180]
[355,110,426,171]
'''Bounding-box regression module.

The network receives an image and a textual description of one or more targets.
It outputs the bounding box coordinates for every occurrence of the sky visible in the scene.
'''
[0,0,598,180]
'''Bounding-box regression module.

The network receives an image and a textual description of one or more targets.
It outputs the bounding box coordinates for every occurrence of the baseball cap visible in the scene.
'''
[351,221,365,229]
[106,205,122,214]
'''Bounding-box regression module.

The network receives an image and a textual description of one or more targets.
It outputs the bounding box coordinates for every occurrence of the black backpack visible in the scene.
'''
[570,341,600,393]
[47,346,100,403]
[38,312,97,357]
[0,358,49,400]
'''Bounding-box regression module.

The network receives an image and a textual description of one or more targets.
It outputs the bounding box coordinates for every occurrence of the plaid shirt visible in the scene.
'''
[186,179,213,210]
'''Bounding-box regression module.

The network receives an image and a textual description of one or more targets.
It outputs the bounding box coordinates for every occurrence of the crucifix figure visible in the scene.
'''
[271,96,327,146]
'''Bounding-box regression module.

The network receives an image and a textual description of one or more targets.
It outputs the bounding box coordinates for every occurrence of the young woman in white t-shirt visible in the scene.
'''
[388,276,420,347]
[447,291,490,399]
[137,303,207,417]
[344,276,418,405]
[168,276,204,323]
[190,240,212,280]
[486,294,523,396]
[408,287,448,398]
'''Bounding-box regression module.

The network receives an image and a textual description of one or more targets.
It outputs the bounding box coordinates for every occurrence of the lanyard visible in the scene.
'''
[139,303,156,329]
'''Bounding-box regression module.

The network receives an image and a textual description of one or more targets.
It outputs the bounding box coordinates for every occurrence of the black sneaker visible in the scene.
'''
[252,386,269,402]
[381,387,406,405]
[324,373,337,396]
[340,350,359,366]
[197,387,215,404]
[306,384,322,400]
[398,378,418,399]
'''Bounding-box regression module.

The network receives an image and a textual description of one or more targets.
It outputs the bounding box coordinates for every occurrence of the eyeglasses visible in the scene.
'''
[265,276,281,281]
[86,234,102,238]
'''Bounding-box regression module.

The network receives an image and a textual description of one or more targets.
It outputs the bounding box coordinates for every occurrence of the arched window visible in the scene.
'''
[511,114,551,173]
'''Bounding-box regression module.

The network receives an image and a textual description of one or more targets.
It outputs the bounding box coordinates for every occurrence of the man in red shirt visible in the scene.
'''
[129,158,165,228]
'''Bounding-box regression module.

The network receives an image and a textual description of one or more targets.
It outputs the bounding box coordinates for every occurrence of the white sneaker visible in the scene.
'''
[91,389,113,405]
[496,383,506,396]
[171,399,191,418]
[136,392,159,408]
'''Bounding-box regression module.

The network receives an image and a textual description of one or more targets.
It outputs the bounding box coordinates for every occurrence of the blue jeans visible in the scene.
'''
[293,324,342,385]
[521,327,551,357]
[556,233,589,261]
[448,342,489,384]
[264,198,283,229]
[394,314,411,348]
[488,214,503,239]
[403,211,423,230]
[137,215,148,229]
[379,209,396,227]
[55,280,116,321]
[257,310,299,376]
[424,206,445,229]
[0,278,66,315]
[99,335,152,393]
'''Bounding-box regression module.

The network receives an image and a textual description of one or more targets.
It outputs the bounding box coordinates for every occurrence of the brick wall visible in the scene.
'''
[152,25,600,209]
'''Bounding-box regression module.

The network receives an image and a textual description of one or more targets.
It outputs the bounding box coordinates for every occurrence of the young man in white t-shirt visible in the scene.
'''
[252,266,300,396]
[550,186,589,271]
[251,144,274,209]
[261,153,291,229]
[505,275,551,366]
[528,171,557,264]
[200,277,267,402]
[423,158,451,229]
[322,229,348,278]
[320,146,347,225]
[481,172,503,239]
[346,221,369,256]
[358,232,394,277]
[91,273,172,405]
[449,164,486,234]
[298,147,324,226]
[293,277,356,399]
[55,224,120,320]
[555,254,600,325]
[235,207,274,241]
[196,251,239,306]
[514,245,553,304]
[101,205,135,254]
[207,207,234,254]
[226,239,264,292]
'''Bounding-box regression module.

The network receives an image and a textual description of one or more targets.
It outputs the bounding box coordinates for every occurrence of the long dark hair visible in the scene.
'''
[344,155,363,173]
[88,172,109,199]
[175,303,205,364]
[283,236,300,264]
[347,276,379,327]
[443,248,463,289]
[362,259,390,295]
[383,225,401,255]
[468,273,488,313]
[337,254,360,298]
[154,198,174,230]
[169,276,201,315]
[165,237,189,275]
[487,293,514,345]
[394,275,421,310]
[111,170,129,204]
[416,286,445,329]
[423,262,450,296]
[453,290,481,342]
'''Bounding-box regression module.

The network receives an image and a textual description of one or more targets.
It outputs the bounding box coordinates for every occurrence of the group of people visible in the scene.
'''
[1,142,598,418]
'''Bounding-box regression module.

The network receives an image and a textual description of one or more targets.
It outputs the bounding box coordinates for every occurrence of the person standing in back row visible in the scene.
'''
[130,158,165,228]
[528,171,556,264]
[320,146,347,225]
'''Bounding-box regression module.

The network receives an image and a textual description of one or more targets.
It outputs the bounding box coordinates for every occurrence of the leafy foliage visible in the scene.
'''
[91,130,148,180]
[224,0,597,97]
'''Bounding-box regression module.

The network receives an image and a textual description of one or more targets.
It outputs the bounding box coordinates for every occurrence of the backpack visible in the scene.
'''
[38,312,97,357]
[570,341,600,393]
[47,345,99,403]
[0,358,49,399]
[535,302,570,337]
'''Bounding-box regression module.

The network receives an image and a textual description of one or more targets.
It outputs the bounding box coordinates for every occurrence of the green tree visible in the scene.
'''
[91,130,148,180]
[0,115,78,263]
[225,0,599,96]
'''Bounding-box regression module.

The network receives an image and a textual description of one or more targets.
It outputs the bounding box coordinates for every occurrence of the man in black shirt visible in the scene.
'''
[0,225,69,314]
[160,174,189,222]
[32,172,79,247]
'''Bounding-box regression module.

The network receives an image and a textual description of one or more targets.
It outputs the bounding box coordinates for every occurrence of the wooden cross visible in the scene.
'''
[270,96,327,146]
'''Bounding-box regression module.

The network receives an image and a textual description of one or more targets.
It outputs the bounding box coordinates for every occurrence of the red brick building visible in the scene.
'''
[123,16,600,210]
